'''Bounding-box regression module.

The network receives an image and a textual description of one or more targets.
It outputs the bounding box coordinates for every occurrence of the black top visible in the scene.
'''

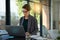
[23,19,28,32]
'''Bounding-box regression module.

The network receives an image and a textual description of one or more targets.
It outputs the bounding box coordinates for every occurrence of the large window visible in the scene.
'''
[29,1,40,30]
[0,0,6,29]
[10,0,19,26]
[52,0,60,30]
[10,0,40,31]
[10,0,50,32]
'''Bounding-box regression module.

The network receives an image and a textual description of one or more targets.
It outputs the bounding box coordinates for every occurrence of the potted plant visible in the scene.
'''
[56,31,60,40]
[56,36,60,40]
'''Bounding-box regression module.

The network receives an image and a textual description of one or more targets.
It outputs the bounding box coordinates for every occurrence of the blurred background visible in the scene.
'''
[0,0,60,40]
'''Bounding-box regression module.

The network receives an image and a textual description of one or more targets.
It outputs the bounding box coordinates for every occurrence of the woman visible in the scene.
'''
[20,4,38,36]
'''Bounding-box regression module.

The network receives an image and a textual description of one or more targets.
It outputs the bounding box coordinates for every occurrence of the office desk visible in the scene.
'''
[0,35,36,40]
[0,30,37,40]
[6,36,25,40]
[0,31,37,40]
[0,34,50,40]
[7,36,37,40]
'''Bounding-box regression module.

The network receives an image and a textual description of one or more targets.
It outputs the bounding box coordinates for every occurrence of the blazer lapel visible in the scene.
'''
[21,15,31,32]
[21,17,24,25]
[27,15,31,32]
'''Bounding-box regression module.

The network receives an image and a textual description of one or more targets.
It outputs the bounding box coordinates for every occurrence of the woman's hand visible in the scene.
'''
[25,32,31,38]
[25,32,30,36]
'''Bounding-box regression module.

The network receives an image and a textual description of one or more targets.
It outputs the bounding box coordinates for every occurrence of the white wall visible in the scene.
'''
[51,0,60,30]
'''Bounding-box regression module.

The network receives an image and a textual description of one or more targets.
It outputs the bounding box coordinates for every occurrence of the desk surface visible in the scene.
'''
[6,37,36,40]
[0,36,36,40]
[6,37,25,40]
[0,34,38,40]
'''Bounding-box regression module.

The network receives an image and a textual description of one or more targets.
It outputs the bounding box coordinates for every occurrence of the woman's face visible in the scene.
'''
[22,9,29,17]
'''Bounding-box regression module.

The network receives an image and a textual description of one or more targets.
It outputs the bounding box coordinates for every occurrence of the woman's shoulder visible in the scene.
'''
[29,15,36,20]
[20,17,24,20]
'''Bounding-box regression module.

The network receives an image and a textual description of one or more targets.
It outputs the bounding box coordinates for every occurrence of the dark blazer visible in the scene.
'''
[20,15,38,35]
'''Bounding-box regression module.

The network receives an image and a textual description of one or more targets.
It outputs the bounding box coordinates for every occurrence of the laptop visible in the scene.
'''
[5,25,25,37]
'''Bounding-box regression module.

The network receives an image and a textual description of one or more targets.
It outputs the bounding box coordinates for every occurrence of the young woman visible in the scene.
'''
[20,4,38,36]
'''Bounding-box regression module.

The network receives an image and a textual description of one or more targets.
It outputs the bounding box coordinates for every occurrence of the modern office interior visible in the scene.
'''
[0,0,60,40]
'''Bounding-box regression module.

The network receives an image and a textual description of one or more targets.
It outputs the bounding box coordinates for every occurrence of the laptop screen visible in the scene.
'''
[5,25,25,36]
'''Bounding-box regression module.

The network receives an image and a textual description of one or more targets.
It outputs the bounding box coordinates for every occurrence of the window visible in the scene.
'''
[10,0,27,26]
[29,2,40,31]
[0,0,6,30]
[10,0,40,30]
[10,0,19,26]
[52,1,60,30]
[0,0,6,25]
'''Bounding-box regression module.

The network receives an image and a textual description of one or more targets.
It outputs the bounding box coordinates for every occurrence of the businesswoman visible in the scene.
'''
[20,4,38,36]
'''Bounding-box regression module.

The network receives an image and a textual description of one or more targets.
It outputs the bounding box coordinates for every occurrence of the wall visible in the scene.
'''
[42,5,49,30]
[53,0,60,30]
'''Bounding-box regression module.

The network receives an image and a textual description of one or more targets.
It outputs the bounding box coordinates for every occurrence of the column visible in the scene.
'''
[6,0,11,25]
[51,0,53,30]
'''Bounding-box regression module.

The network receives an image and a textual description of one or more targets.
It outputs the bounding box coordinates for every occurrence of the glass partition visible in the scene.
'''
[10,0,40,31]
[0,0,6,29]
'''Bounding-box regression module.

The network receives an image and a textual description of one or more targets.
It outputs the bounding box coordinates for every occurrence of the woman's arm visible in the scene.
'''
[31,18,38,35]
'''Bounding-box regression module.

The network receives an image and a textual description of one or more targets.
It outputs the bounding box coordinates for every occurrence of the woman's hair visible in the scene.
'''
[22,4,31,11]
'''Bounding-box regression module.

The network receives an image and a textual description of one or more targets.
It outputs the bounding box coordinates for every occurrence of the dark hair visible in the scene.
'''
[22,4,30,11]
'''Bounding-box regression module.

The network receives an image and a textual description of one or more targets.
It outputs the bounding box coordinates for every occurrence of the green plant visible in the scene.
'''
[57,36,60,40]
[58,31,60,34]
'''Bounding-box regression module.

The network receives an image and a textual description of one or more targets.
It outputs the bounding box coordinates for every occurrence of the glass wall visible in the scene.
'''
[10,0,19,26]
[0,0,50,31]
[52,0,60,30]
[10,0,50,31]
[10,0,40,30]
[0,0,6,29]
[29,1,40,31]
